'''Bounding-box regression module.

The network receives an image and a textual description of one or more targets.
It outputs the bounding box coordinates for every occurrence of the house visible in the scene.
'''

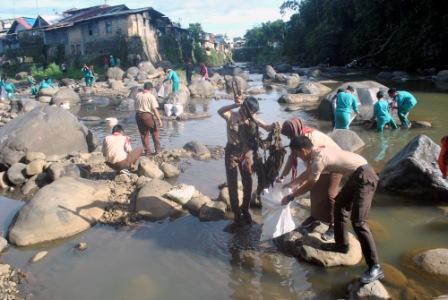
[201,33,215,52]
[2,17,36,52]
[43,4,177,64]
[214,34,231,52]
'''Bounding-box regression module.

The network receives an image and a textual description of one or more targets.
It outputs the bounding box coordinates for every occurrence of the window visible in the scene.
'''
[105,21,112,33]
[143,17,147,27]
[88,25,93,36]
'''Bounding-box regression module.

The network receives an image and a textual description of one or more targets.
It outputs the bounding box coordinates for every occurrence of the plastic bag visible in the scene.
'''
[157,84,166,98]
[260,184,296,241]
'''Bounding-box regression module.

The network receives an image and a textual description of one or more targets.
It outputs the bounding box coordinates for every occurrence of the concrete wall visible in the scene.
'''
[127,12,161,63]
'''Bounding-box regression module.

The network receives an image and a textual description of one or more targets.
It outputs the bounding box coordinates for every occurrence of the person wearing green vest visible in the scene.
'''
[334,86,358,129]
[3,81,15,100]
[373,91,398,132]
[81,65,95,87]
[387,88,417,129]
[163,68,180,93]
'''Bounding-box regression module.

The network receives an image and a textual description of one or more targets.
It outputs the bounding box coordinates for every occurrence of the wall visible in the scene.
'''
[127,12,161,63]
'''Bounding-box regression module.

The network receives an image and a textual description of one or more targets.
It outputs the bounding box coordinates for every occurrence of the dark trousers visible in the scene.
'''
[136,112,160,154]
[225,143,253,220]
[334,165,379,267]
[310,173,343,224]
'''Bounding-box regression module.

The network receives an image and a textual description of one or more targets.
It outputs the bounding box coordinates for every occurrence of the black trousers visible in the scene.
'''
[334,165,380,267]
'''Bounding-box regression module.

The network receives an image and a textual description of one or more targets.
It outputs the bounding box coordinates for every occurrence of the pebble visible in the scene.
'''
[30,251,48,263]
[76,242,88,251]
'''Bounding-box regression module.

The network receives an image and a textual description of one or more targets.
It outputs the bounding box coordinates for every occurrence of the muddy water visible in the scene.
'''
[1,73,448,299]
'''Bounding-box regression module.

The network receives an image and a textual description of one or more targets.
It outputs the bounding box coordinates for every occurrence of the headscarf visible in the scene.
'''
[438,136,448,178]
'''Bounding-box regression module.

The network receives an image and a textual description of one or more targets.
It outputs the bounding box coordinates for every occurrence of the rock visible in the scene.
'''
[126,66,140,78]
[347,280,391,300]
[21,175,39,195]
[411,120,432,128]
[287,74,300,88]
[0,263,10,276]
[136,175,151,189]
[15,71,28,80]
[26,159,46,176]
[138,157,164,179]
[275,63,292,73]
[183,141,211,160]
[52,87,81,106]
[274,73,288,83]
[265,65,277,80]
[19,98,43,112]
[164,184,196,205]
[379,135,448,201]
[47,162,80,181]
[218,186,243,209]
[0,237,7,252]
[136,71,148,83]
[246,86,266,95]
[319,81,388,121]
[166,88,190,106]
[109,79,125,90]
[436,70,448,82]
[199,201,227,221]
[39,95,53,103]
[382,263,408,288]
[434,296,448,300]
[26,152,46,162]
[0,106,96,167]
[7,163,27,186]
[30,251,48,263]
[329,129,365,152]
[294,81,332,96]
[298,230,362,267]
[136,179,182,220]
[106,67,124,81]
[38,87,59,97]
[9,177,110,246]
[0,172,9,189]
[413,248,448,277]
[392,71,410,81]
[278,93,320,104]
[76,242,87,251]
[209,73,225,89]
[160,162,180,178]
[189,80,216,98]
[377,71,393,79]
[185,193,212,213]
[61,78,76,86]
[138,61,156,74]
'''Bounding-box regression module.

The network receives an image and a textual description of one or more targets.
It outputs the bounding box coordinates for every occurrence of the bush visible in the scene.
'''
[31,63,62,80]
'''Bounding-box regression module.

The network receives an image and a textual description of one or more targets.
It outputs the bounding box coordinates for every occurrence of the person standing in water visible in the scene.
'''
[163,67,180,93]
[334,86,358,129]
[135,82,163,155]
[372,91,398,132]
[218,96,272,229]
[282,136,383,284]
[184,60,193,85]
[388,88,417,129]
[278,118,342,241]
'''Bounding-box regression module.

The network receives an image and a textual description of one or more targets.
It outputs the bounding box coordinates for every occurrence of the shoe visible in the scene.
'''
[320,242,349,253]
[321,226,334,241]
[360,264,384,284]
[241,210,253,225]
[300,216,317,229]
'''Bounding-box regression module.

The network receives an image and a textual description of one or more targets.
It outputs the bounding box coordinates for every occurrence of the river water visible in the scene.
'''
[1,70,447,299]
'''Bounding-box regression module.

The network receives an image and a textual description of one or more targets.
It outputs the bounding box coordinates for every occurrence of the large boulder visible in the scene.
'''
[379,135,448,201]
[51,87,81,106]
[264,65,277,80]
[287,74,300,88]
[413,248,448,277]
[19,99,43,113]
[136,71,148,83]
[294,81,331,96]
[138,157,164,179]
[188,80,216,98]
[106,67,124,81]
[199,201,227,221]
[7,163,27,186]
[8,177,110,246]
[138,61,156,75]
[278,93,320,104]
[183,141,211,160]
[166,88,190,106]
[126,66,140,79]
[164,184,196,205]
[347,280,391,300]
[0,106,96,167]
[329,129,365,152]
[38,87,59,97]
[318,81,388,121]
[225,75,247,95]
[436,70,448,82]
[136,179,182,220]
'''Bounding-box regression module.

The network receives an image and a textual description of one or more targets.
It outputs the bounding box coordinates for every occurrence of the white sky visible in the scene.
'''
[0,0,293,37]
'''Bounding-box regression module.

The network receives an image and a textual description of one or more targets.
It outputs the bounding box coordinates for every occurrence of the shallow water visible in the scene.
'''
[1,73,448,299]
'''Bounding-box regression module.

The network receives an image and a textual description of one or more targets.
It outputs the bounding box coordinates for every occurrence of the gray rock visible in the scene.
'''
[183,141,211,160]
[39,95,52,103]
[278,94,320,104]
[0,106,95,167]
[109,79,125,90]
[377,71,394,79]
[61,78,76,87]
[52,87,81,106]
[76,242,88,251]
[218,186,243,210]
[0,171,9,189]
[47,162,81,181]
[126,66,140,78]
[19,99,43,113]
[136,179,182,220]
[329,129,365,152]
[189,80,215,98]
[138,157,164,179]
[160,162,180,178]
[436,70,448,82]
[274,73,288,83]
[379,135,448,201]
[293,81,331,96]
[164,184,196,205]
[21,175,39,195]
[25,152,46,162]
[7,163,27,186]
[0,237,7,253]
[38,87,59,97]
[106,67,124,81]
[433,295,448,300]
[9,177,110,246]
[185,192,212,213]
[286,74,300,88]
[275,63,292,73]
[199,201,227,221]
[265,65,276,80]
[136,71,148,83]
[30,251,48,263]
[26,159,46,176]
[347,280,390,300]
[138,61,156,75]
[318,81,388,121]
[413,248,448,277]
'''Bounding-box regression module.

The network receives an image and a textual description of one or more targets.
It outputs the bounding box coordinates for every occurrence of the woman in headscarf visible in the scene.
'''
[439,136,448,179]
[278,117,342,240]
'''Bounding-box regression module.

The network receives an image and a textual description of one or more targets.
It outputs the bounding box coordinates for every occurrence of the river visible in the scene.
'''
[1,68,447,299]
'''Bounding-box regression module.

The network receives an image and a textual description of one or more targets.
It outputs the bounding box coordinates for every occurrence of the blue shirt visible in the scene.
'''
[395,91,417,108]
[374,99,391,119]
[336,91,358,114]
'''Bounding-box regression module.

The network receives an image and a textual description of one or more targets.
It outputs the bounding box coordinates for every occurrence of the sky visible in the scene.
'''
[0,0,293,37]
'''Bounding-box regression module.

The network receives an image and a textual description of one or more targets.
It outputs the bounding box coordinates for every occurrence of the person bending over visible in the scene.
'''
[334,86,358,129]
[387,88,417,129]
[372,91,398,132]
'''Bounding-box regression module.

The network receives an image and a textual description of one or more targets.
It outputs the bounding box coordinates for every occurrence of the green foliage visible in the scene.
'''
[159,34,183,64]
[244,0,448,69]
[188,23,205,42]
[31,63,62,80]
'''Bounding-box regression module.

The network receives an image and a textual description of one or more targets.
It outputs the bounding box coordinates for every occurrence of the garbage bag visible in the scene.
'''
[260,184,296,241]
